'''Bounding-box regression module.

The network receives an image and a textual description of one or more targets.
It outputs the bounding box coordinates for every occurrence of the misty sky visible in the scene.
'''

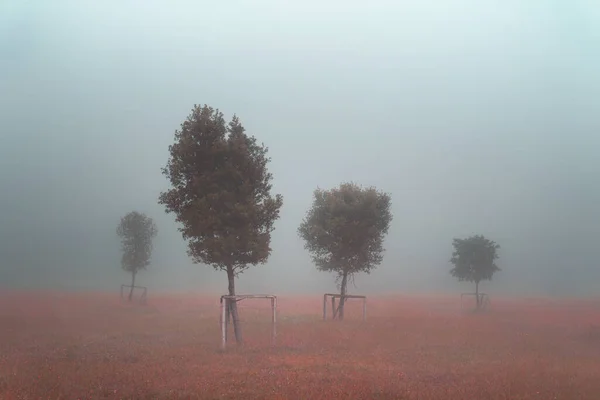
[1,1,599,297]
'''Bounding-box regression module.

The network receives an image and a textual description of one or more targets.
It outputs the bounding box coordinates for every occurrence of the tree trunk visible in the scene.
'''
[128,271,136,302]
[338,271,348,321]
[475,280,480,310]
[227,267,243,344]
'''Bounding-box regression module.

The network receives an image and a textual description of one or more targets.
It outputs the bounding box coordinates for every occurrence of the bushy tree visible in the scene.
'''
[298,182,392,320]
[159,104,283,343]
[450,234,500,309]
[116,211,158,301]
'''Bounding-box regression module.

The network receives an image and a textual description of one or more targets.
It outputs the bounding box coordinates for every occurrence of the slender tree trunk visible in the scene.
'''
[338,271,348,321]
[129,271,136,302]
[227,267,243,344]
[475,280,480,310]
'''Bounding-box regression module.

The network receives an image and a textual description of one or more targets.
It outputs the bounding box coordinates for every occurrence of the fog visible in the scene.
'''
[1,0,599,297]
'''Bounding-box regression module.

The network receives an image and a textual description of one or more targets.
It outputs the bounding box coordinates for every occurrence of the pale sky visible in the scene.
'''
[1,0,599,297]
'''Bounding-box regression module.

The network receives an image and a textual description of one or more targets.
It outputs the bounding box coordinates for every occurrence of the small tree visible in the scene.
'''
[450,234,500,309]
[159,104,283,344]
[298,182,392,320]
[116,211,158,301]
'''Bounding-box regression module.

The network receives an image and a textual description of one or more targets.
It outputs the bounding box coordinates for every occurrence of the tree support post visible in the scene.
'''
[219,294,277,350]
[332,297,337,319]
[322,293,368,321]
[220,297,227,350]
[120,285,147,304]
[271,296,277,345]
[362,297,367,321]
[460,292,490,311]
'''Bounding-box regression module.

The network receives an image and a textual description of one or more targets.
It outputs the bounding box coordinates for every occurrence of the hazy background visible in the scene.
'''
[1,0,599,297]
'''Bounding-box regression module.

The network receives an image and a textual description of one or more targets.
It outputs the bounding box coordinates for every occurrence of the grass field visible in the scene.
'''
[1,292,600,399]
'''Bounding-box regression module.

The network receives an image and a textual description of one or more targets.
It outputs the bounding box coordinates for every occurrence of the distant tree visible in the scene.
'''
[159,104,283,344]
[116,211,158,301]
[450,235,500,309]
[298,182,392,320]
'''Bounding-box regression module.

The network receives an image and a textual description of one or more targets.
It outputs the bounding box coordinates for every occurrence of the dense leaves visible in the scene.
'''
[158,105,283,276]
[116,211,158,275]
[298,182,392,293]
[450,235,500,284]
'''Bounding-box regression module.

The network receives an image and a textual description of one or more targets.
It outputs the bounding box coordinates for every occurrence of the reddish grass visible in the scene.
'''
[1,292,600,399]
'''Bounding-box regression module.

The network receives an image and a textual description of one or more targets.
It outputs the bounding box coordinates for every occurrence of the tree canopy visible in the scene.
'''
[158,104,283,277]
[450,234,500,284]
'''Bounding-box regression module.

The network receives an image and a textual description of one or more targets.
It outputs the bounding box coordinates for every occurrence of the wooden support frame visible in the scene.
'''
[120,285,148,304]
[460,292,491,310]
[219,294,277,350]
[322,293,367,321]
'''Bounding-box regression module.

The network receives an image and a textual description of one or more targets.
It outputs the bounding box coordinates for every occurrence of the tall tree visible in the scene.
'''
[116,211,158,301]
[159,104,283,343]
[298,182,392,320]
[450,234,500,309]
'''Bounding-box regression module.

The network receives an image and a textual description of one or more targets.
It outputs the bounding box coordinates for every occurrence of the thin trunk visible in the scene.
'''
[227,267,243,344]
[129,271,136,302]
[338,271,348,321]
[475,280,480,310]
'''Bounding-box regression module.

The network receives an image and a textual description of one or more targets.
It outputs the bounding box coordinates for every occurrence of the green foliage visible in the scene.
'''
[116,211,158,274]
[450,235,500,284]
[298,182,393,282]
[158,104,283,276]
